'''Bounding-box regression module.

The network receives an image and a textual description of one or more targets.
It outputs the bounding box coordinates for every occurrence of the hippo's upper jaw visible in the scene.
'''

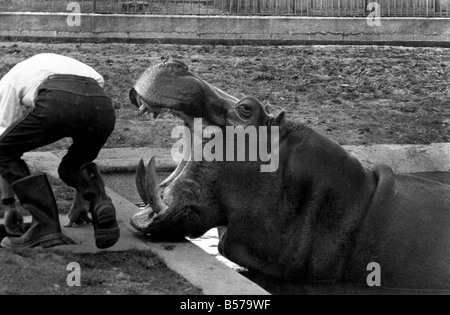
[130,60,201,118]
[130,59,238,126]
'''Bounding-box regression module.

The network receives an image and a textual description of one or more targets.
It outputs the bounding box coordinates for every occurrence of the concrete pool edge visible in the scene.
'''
[50,142,450,174]
[21,151,271,295]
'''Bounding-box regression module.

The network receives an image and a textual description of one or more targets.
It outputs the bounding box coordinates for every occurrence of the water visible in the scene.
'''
[188,229,246,272]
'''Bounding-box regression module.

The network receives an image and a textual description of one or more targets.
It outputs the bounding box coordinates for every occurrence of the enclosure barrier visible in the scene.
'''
[1,0,449,16]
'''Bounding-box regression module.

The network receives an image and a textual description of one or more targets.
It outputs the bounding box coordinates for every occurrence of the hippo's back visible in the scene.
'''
[347,165,450,291]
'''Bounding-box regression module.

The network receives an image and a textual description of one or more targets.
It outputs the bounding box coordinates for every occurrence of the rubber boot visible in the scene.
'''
[1,174,67,249]
[78,162,120,249]
[3,202,25,236]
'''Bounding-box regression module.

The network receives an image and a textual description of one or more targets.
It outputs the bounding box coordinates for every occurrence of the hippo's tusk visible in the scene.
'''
[136,93,164,119]
[136,95,148,115]
[146,157,169,214]
[136,159,149,205]
[139,104,148,114]
[158,125,192,192]
[158,156,189,194]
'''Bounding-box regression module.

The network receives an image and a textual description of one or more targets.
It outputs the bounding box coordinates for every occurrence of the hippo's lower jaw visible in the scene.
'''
[132,157,206,239]
[130,203,180,235]
[130,203,203,239]
[130,205,156,232]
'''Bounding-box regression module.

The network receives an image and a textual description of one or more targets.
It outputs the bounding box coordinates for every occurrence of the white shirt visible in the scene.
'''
[0,53,104,135]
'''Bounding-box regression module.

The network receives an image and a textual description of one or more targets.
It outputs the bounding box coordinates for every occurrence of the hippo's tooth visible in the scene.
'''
[139,104,148,114]
[146,157,169,214]
[158,130,191,191]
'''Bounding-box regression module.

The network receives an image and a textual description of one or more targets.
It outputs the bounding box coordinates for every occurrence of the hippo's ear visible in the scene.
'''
[272,111,286,126]
[265,105,271,114]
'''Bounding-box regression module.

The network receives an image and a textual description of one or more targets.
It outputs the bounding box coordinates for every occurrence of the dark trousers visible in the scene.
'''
[0,75,116,190]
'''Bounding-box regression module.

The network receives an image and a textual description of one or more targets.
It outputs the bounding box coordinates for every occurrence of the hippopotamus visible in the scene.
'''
[129,60,450,292]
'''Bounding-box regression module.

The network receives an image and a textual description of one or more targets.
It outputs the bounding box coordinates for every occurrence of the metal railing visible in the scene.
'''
[1,0,449,16]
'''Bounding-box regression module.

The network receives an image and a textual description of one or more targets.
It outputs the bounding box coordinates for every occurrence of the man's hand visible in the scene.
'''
[65,206,92,227]
[4,207,25,236]
[65,190,92,227]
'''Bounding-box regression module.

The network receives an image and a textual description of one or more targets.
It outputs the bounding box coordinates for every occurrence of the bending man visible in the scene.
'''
[0,53,119,249]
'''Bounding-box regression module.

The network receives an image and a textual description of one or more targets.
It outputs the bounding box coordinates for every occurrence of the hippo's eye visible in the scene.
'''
[238,104,253,118]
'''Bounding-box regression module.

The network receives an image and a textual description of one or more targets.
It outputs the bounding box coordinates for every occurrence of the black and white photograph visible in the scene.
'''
[0,0,449,300]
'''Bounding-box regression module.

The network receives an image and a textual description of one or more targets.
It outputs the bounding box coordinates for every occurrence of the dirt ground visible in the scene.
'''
[0,41,449,295]
[0,247,201,295]
[0,42,449,150]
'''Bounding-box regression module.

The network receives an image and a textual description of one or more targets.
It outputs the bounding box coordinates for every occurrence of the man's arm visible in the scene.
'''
[0,83,24,136]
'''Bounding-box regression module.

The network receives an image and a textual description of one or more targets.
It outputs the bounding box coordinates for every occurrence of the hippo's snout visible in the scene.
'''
[150,59,190,80]
[165,59,189,71]
[131,58,205,117]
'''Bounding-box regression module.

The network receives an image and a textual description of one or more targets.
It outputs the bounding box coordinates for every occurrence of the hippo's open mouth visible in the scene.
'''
[129,60,237,238]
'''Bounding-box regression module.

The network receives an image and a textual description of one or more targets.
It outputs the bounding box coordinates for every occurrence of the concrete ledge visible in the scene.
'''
[2,13,450,46]
[345,143,450,173]
[47,143,450,174]
[52,148,179,173]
